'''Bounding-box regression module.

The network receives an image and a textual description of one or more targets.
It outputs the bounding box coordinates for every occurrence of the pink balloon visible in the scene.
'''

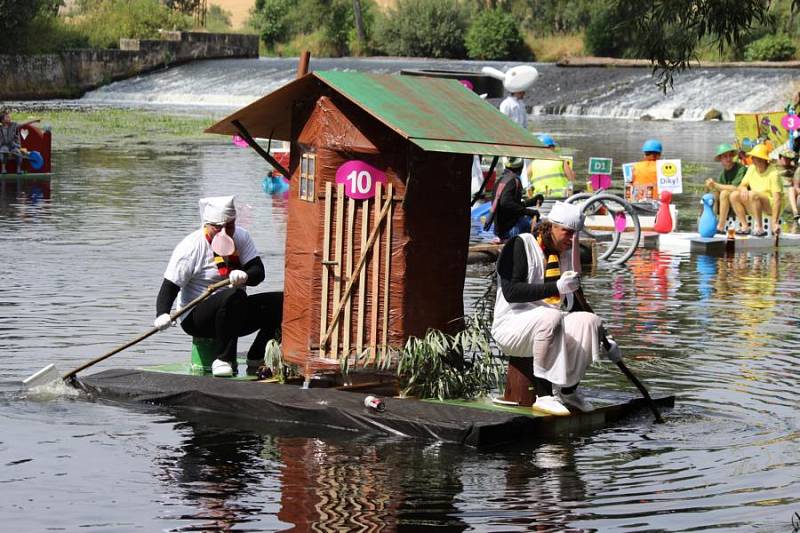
[211,228,235,256]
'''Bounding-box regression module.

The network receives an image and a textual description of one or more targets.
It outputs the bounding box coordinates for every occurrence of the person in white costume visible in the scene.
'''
[498,65,538,188]
[154,196,283,377]
[491,201,621,415]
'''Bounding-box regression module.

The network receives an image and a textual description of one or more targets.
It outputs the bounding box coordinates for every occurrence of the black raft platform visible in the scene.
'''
[79,369,675,448]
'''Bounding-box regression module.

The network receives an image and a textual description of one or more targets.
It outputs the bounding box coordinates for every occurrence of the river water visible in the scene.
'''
[1,58,799,531]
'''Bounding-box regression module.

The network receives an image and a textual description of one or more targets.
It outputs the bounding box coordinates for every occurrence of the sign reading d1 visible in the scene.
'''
[335,160,388,200]
[656,159,683,194]
[588,157,613,175]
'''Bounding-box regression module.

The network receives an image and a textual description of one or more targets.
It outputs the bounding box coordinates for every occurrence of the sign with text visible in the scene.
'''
[335,160,388,200]
[588,157,613,175]
[781,113,800,131]
[656,159,683,194]
[622,163,635,183]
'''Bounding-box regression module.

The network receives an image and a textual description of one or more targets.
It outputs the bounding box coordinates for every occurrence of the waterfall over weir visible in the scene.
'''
[81,57,797,120]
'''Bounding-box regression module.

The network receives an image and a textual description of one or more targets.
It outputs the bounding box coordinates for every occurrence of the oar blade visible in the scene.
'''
[22,363,61,389]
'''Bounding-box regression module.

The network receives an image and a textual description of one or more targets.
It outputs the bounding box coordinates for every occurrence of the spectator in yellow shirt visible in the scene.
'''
[729,144,783,236]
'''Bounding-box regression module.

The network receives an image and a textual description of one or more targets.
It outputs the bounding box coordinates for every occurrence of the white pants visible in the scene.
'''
[493,307,602,387]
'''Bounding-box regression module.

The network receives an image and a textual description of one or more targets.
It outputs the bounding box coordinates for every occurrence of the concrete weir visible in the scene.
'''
[0,31,259,100]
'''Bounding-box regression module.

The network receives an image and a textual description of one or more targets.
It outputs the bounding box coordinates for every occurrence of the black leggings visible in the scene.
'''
[181,288,283,363]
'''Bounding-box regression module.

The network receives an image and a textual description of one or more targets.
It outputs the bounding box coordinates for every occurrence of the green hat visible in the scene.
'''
[714,143,736,161]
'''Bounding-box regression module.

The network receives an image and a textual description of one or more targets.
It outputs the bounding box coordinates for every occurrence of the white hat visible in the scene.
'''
[547,201,584,231]
[199,195,236,225]
[503,65,539,92]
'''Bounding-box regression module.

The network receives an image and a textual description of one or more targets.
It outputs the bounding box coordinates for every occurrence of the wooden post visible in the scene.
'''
[381,184,393,357]
[319,181,333,359]
[370,183,382,361]
[503,356,536,407]
[332,184,345,359]
[356,201,369,359]
[343,197,355,361]
[297,51,310,78]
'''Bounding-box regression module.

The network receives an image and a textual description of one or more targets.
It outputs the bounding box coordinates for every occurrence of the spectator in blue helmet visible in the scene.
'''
[631,139,662,200]
[527,134,576,198]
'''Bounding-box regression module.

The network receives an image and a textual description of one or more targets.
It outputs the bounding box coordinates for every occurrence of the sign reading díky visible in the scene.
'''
[588,157,613,175]
[335,160,388,200]
[656,159,683,194]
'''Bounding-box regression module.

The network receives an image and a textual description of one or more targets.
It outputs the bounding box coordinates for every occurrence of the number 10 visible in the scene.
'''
[346,170,373,195]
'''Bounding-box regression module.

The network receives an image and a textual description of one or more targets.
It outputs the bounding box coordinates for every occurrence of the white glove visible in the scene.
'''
[154,313,174,331]
[556,270,581,295]
[228,269,248,287]
[604,339,622,363]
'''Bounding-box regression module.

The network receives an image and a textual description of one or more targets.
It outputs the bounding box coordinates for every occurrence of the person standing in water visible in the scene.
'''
[154,196,283,377]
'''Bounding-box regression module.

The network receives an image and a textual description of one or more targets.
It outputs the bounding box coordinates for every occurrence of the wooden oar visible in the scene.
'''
[24,279,231,388]
[569,232,664,423]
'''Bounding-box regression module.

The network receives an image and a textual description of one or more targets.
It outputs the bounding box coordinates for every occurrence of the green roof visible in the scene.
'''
[207,70,554,159]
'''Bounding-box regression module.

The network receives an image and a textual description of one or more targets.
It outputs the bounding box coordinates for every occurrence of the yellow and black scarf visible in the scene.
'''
[537,234,561,305]
[204,228,241,277]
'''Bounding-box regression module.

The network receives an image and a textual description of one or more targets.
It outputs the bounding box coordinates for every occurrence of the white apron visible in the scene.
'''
[491,233,601,387]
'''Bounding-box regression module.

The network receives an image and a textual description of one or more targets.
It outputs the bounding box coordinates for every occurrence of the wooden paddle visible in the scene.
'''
[570,232,664,423]
[470,155,500,207]
[25,279,231,388]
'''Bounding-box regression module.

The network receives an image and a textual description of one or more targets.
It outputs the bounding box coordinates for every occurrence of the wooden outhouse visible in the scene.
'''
[207,70,552,376]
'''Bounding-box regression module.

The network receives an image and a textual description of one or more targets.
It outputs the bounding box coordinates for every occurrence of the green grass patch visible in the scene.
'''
[19,109,220,144]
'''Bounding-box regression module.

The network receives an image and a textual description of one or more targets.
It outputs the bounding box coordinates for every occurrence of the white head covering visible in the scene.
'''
[503,65,539,92]
[547,201,584,231]
[199,195,236,225]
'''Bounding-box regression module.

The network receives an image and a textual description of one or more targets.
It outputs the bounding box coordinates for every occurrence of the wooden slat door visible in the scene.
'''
[318,182,394,366]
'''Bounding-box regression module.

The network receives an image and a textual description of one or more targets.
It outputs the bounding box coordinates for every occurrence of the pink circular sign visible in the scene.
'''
[335,160,387,200]
[781,114,800,131]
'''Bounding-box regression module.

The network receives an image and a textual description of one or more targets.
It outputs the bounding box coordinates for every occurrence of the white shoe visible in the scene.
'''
[557,388,594,412]
[211,359,233,377]
[532,395,571,416]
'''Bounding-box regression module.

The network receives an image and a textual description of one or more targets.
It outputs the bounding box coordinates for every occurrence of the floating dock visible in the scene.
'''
[78,368,674,448]
[656,231,800,254]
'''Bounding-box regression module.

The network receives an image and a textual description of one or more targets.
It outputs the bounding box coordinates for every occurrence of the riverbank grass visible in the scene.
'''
[16,109,218,143]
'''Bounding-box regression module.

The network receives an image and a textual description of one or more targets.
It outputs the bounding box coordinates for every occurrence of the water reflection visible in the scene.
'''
[0,175,51,218]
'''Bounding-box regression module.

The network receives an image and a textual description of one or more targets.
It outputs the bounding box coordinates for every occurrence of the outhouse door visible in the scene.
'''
[317,179,395,366]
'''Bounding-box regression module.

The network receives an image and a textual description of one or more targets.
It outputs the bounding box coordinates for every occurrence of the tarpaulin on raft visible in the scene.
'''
[79,369,675,447]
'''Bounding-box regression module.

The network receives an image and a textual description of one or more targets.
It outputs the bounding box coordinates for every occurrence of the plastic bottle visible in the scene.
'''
[364,395,386,412]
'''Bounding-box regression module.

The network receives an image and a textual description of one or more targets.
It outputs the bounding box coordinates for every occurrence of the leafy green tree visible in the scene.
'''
[0,0,63,52]
[744,33,796,60]
[205,5,233,33]
[374,0,469,58]
[251,0,292,49]
[465,8,530,60]
[596,0,800,89]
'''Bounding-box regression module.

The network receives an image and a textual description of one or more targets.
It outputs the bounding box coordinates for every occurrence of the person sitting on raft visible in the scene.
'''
[729,144,784,237]
[491,201,622,416]
[154,195,283,377]
[630,138,663,201]
[0,109,39,174]
[704,143,747,233]
[489,156,542,241]
[527,134,576,198]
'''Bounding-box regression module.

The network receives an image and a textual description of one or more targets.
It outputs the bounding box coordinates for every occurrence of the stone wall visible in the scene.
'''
[0,31,259,100]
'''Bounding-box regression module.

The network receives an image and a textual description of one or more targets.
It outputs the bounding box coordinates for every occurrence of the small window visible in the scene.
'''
[299,153,316,202]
